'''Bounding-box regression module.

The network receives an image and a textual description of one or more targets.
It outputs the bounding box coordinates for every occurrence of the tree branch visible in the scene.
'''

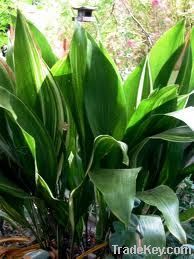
[121,0,153,47]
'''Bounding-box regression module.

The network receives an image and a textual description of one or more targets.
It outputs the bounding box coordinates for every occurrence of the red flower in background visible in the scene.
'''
[127,39,136,48]
[151,0,160,7]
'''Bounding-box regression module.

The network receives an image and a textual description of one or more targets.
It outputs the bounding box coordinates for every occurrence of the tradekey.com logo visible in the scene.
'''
[112,245,193,256]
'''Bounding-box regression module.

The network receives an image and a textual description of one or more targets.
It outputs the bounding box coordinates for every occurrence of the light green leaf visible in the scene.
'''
[124,21,185,120]
[89,168,141,226]
[127,85,178,128]
[150,126,194,142]
[123,60,145,119]
[123,55,153,120]
[14,10,44,109]
[14,10,64,151]
[137,185,186,244]
[138,215,166,259]
[189,28,194,93]
[28,20,57,68]
[150,20,185,87]
[167,107,194,131]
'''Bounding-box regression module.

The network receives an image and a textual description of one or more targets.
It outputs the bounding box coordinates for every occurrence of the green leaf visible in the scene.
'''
[176,29,194,95]
[127,85,178,128]
[69,176,94,232]
[14,10,44,109]
[14,10,64,151]
[90,135,129,168]
[124,56,153,120]
[137,185,186,244]
[150,20,185,88]
[138,215,166,259]
[176,33,193,95]
[123,60,144,119]
[0,210,18,228]
[0,86,57,193]
[0,172,29,199]
[36,175,68,227]
[0,195,31,229]
[89,168,141,226]
[150,126,194,142]
[69,25,88,151]
[128,106,194,166]
[6,41,15,72]
[0,58,15,92]
[69,135,129,233]
[189,28,194,93]
[109,221,135,248]
[124,85,178,151]
[180,208,194,222]
[157,142,185,187]
[167,107,194,130]
[28,20,58,68]
[131,126,194,170]
[124,21,185,120]
[85,34,127,140]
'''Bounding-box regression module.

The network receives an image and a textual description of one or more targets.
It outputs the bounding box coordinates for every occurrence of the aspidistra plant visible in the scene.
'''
[0,10,194,258]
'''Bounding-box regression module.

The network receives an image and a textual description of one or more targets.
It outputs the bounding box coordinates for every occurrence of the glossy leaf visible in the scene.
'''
[151,126,194,142]
[0,86,57,192]
[137,185,186,244]
[14,10,44,109]
[123,60,145,119]
[89,168,141,226]
[90,135,129,168]
[138,215,166,258]
[131,126,194,168]
[124,21,185,120]
[28,20,58,68]
[127,85,178,128]
[167,107,194,130]
[150,20,185,87]
[69,25,88,151]
[14,11,64,150]
[124,56,153,120]
[85,34,127,140]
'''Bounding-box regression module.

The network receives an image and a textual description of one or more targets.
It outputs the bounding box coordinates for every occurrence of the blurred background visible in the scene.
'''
[0,0,193,78]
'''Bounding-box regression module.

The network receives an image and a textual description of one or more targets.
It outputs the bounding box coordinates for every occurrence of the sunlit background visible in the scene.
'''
[1,0,193,77]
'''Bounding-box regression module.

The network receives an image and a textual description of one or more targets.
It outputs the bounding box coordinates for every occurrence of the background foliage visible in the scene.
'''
[1,0,193,77]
